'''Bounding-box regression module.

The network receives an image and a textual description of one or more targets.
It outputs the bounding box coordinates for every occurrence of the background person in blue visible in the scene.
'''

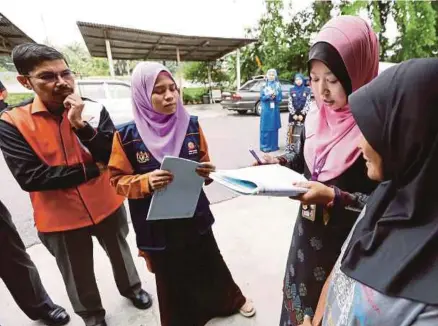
[286,73,312,152]
[259,69,282,152]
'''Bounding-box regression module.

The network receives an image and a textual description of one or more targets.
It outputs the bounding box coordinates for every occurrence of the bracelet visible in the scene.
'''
[277,156,287,166]
[326,185,341,208]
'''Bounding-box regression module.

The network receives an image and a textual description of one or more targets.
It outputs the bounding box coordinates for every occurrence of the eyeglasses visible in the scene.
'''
[24,70,76,83]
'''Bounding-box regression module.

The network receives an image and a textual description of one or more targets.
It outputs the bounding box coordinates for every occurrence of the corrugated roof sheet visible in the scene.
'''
[77,21,257,61]
[0,13,35,55]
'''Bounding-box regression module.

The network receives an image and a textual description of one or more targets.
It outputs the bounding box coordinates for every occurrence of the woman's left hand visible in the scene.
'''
[291,181,335,205]
[196,162,216,179]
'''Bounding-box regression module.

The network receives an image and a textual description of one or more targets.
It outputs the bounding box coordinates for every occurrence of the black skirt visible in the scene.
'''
[141,222,245,326]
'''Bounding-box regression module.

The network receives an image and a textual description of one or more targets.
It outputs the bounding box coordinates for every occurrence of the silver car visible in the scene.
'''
[76,79,133,125]
[221,77,294,116]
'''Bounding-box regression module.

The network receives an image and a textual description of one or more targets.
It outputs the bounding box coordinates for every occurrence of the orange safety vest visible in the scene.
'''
[1,96,124,232]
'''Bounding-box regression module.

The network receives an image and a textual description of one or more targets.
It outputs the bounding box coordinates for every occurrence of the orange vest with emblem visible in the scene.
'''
[2,96,124,232]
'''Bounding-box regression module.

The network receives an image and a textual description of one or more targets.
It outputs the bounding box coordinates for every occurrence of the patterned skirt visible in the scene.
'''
[279,207,354,326]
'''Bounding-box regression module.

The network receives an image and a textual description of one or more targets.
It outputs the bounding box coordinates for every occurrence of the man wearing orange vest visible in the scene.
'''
[0,43,151,326]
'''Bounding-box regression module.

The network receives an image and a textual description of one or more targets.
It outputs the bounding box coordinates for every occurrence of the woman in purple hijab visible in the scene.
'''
[108,62,255,325]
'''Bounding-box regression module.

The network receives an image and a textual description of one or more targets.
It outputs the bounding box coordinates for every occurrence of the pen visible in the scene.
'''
[249,149,263,165]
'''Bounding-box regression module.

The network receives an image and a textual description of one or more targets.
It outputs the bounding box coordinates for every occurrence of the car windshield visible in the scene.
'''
[239,80,258,91]
[78,83,106,100]
[107,83,131,99]
[281,83,293,91]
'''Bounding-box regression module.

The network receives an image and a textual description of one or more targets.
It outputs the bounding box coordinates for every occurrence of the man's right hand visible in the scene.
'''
[148,169,174,191]
[253,154,280,166]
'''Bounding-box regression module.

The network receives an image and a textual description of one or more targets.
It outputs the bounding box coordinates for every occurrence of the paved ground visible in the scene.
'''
[0,104,294,247]
[1,196,300,326]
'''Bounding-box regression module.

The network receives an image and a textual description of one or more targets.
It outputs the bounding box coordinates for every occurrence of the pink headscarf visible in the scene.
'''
[131,62,190,163]
[304,16,379,182]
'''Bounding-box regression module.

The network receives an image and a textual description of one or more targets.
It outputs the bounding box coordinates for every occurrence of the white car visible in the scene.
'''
[378,62,397,74]
[76,79,133,126]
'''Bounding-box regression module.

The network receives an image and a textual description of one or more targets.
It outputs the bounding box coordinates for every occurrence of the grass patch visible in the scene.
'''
[7,93,34,106]
[183,87,207,105]
[7,88,210,107]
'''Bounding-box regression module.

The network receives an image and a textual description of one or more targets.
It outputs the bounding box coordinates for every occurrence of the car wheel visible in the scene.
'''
[237,110,248,115]
[255,102,262,116]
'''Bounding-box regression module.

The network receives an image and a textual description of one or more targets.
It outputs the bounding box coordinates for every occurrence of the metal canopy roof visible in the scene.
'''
[77,21,257,62]
[0,13,35,55]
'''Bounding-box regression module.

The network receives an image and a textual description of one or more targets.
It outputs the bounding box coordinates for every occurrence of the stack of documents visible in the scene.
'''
[147,156,204,221]
[146,158,309,221]
[210,164,308,197]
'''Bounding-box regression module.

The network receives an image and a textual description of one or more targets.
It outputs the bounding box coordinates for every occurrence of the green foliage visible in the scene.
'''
[391,1,436,61]
[225,44,263,86]
[182,87,207,104]
[6,93,34,105]
[231,0,333,86]
[310,0,334,32]
[339,0,436,62]
[3,0,438,89]
[183,61,229,85]
[0,56,15,72]
[62,42,110,77]
[431,1,438,55]
[339,0,367,16]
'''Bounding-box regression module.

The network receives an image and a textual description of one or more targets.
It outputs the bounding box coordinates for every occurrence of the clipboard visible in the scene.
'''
[146,156,204,221]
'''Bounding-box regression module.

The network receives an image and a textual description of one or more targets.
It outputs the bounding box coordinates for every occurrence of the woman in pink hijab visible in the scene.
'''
[259,16,380,325]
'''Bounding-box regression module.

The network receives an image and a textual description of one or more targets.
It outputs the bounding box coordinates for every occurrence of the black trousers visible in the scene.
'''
[0,200,54,320]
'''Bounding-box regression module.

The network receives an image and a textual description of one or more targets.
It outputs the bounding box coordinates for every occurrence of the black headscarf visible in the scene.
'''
[341,58,438,304]
[308,42,352,96]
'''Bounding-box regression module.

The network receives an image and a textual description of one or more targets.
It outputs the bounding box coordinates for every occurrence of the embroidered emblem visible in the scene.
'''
[188,142,198,155]
[136,151,150,163]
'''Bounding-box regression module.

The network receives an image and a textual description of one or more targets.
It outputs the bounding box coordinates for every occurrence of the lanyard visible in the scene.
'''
[311,155,328,181]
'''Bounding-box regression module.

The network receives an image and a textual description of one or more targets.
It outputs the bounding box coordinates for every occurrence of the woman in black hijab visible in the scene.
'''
[303,58,438,325]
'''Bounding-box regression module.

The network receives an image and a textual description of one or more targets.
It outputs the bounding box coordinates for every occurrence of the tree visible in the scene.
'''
[376,0,393,61]
[339,0,394,61]
[61,42,110,77]
[309,0,334,33]
[225,42,263,86]
[230,0,293,84]
[0,56,15,72]
[339,0,436,62]
[431,1,438,55]
[183,61,229,86]
[391,1,436,61]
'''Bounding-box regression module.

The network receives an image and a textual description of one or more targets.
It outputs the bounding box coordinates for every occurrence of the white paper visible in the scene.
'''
[211,164,308,197]
[147,156,204,221]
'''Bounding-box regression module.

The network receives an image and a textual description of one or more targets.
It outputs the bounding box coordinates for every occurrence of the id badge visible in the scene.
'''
[270,102,275,109]
[301,204,316,222]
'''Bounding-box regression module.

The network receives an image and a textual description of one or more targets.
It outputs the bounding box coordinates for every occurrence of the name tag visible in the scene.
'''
[301,204,316,222]
[270,102,275,109]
